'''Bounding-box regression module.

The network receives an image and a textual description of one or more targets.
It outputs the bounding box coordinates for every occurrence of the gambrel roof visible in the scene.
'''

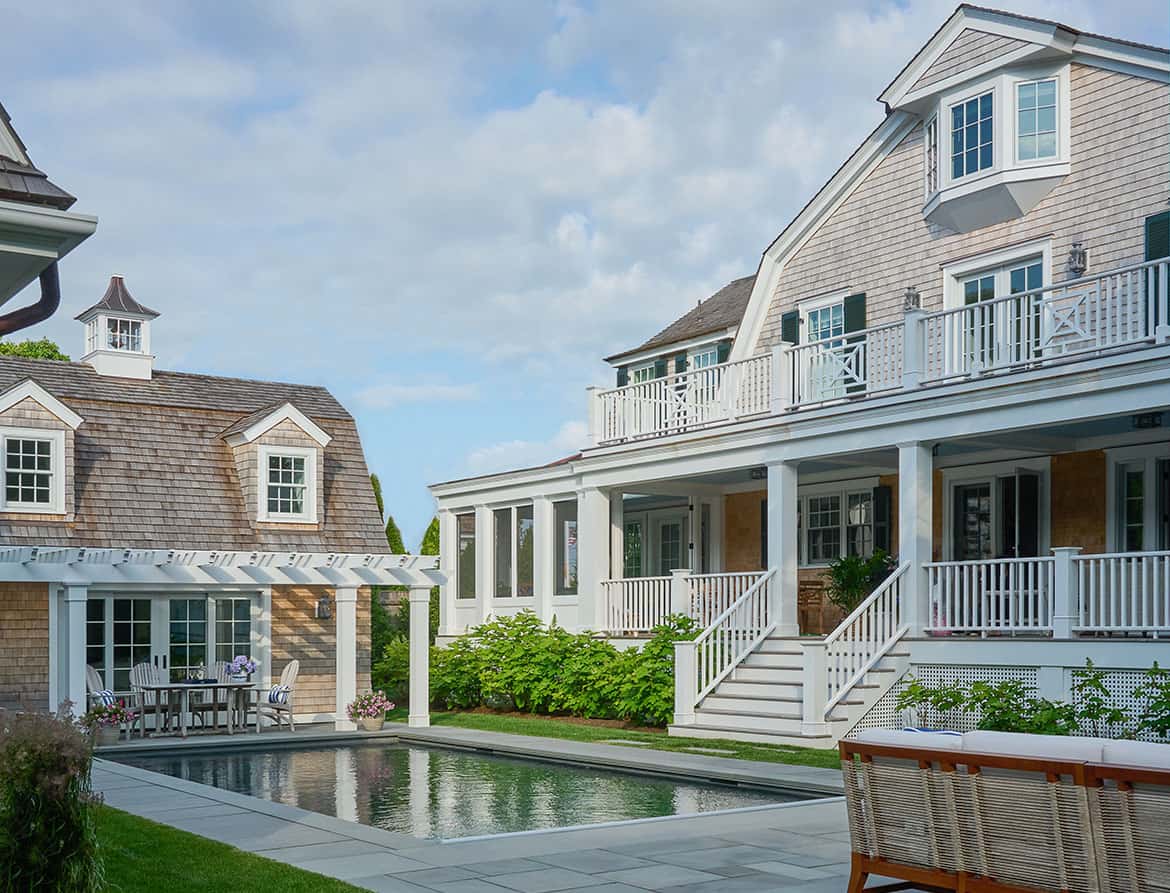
[0,101,76,211]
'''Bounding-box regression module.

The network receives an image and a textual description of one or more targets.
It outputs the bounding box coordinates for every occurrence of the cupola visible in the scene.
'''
[75,275,159,380]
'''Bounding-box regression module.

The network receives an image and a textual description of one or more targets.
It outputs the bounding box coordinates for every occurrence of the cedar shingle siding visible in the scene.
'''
[910,29,1032,92]
[0,583,49,709]
[0,356,386,552]
[757,65,1170,350]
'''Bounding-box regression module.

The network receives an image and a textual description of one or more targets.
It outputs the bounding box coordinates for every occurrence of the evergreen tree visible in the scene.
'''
[0,337,69,361]
[385,514,405,553]
[420,516,440,555]
[369,473,385,519]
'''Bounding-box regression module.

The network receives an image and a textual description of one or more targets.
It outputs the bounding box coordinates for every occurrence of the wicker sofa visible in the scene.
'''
[841,729,1170,893]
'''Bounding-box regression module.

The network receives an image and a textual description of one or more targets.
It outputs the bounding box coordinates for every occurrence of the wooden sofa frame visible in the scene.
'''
[840,739,1170,893]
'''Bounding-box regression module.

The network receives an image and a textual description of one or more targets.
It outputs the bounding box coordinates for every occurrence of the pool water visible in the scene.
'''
[117,742,794,839]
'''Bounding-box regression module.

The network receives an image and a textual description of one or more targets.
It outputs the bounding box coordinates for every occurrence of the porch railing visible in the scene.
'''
[1075,551,1170,635]
[591,258,1169,445]
[687,571,766,626]
[602,576,672,634]
[925,556,1056,635]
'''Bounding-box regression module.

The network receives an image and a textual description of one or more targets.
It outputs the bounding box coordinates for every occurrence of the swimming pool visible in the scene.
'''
[116,741,797,839]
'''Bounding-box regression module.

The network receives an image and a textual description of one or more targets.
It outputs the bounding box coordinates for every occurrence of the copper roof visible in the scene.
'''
[75,276,160,321]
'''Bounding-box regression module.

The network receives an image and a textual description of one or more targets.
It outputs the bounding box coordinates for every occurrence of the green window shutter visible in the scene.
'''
[653,357,667,378]
[872,485,892,555]
[1145,211,1170,261]
[675,352,687,374]
[716,340,732,364]
[843,293,867,333]
[780,310,800,344]
[616,366,628,387]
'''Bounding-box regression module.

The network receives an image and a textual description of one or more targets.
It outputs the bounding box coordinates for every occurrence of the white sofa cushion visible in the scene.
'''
[854,729,964,751]
[1100,740,1170,770]
[961,730,1107,762]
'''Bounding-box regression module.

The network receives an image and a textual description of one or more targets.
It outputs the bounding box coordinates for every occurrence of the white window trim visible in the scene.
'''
[797,291,849,346]
[927,62,1071,200]
[1,427,66,515]
[1104,443,1169,552]
[797,477,880,568]
[257,444,318,523]
[923,113,939,200]
[940,457,1050,561]
[489,503,536,602]
[688,345,720,370]
[629,362,656,384]
[940,237,1053,310]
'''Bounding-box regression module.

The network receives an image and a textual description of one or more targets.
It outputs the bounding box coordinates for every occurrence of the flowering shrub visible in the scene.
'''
[347,690,394,720]
[0,704,104,891]
[227,655,258,676]
[81,701,135,730]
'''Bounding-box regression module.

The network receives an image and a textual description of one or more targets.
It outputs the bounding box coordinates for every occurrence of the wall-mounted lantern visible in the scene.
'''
[1068,242,1089,278]
[315,594,333,620]
[903,286,921,311]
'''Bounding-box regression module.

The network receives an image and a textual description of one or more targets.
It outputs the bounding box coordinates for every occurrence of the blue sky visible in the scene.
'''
[1,0,1164,548]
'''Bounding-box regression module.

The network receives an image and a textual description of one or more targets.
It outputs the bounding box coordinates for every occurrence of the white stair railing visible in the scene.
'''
[672,568,776,724]
[816,563,910,719]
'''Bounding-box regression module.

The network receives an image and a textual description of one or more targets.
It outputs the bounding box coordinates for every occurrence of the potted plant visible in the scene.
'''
[347,691,394,731]
[227,655,258,681]
[81,701,135,745]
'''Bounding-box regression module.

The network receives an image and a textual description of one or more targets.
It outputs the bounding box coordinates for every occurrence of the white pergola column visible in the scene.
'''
[474,504,493,622]
[898,441,934,636]
[531,496,554,624]
[577,487,612,630]
[767,462,799,636]
[407,585,432,728]
[437,508,457,636]
[334,586,358,731]
[64,585,87,717]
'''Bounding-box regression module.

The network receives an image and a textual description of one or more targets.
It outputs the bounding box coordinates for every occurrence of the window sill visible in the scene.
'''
[2,505,66,516]
[552,594,579,604]
[257,516,319,525]
[925,162,1069,232]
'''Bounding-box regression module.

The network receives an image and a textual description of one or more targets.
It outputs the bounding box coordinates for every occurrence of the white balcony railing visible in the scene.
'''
[1075,551,1170,635]
[591,258,1169,445]
[602,576,672,634]
[925,556,1056,635]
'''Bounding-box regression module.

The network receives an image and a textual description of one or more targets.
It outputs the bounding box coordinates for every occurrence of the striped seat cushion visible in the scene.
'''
[268,684,291,705]
[95,690,117,707]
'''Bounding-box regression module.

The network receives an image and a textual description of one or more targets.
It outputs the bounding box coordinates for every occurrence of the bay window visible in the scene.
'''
[1016,78,1057,162]
[950,90,993,179]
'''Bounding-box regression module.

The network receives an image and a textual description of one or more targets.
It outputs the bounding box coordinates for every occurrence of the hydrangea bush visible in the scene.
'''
[227,655,258,676]
[346,690,394,720]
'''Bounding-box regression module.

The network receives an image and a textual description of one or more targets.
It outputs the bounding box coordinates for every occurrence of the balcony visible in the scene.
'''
[590,258,1170,446]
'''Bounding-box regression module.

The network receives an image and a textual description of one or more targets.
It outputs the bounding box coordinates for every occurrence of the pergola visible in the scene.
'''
[3,547,444,730]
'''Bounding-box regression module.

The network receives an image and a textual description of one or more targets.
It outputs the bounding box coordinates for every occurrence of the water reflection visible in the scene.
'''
[119,742,791,839]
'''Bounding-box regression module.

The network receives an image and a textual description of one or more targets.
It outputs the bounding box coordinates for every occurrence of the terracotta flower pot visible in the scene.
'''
[358,717,385,732]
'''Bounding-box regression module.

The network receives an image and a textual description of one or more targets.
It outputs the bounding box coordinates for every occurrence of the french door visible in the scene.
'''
[960,256,1044,367]
[952,471,1041,561]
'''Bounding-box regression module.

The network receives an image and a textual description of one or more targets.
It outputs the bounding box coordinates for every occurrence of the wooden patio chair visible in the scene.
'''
[254,659,298,732]
[129,662,169,736]
[188,661,232,730]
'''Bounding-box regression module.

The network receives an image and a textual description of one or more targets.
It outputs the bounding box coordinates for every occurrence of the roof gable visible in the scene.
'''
[0,101,77,211]
[221,401,332,447]
[0,379,83,430]
[911,27,1033,93]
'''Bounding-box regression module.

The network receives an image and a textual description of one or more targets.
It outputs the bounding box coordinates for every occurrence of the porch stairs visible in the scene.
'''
[668,562,912,746]
[667,634,909,746]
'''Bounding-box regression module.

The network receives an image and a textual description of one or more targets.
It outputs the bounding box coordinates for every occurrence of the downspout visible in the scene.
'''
[0,261,61,337]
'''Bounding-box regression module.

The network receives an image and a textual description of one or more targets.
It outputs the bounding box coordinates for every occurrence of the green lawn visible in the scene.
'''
[387,708,841,770]
[97,807,365,892]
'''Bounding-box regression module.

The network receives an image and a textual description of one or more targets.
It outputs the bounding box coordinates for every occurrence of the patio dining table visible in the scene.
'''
[136,680,258,738]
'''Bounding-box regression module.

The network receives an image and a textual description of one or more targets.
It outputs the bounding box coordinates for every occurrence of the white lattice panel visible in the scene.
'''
[1069,668,1167,743]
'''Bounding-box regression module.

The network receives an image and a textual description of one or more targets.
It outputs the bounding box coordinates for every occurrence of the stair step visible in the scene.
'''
[695,709,803,732]
[716,680,803,699]
[669,723,834,747]
[701,695,802,714]
[754,640,804,657]
[740,652,803,670]
[733,666,804,684]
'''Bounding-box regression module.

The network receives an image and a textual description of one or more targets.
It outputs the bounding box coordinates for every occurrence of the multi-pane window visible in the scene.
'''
[112,598,152,692]
[1121,465,1145,552]
[5,438,52,506]
[554,500,578,595]
[86,599,106,682]
[951,91,993,179]
[494,507,513,598]
[658,521,683,575]
[689,347,719,370]
[168,598,207,682]
[806,302,844,344]
[924,115,939,195]
[1017,79,1056,162]
[623,520,643,577]
[846,492,874,557]
[492,505,535,599]
[630,364,655,384]
[806,495,841,563]
[106,318,142,352]
[516,506,534,598]
[214,598,252,663]
[266,454,306,516]
[456,512,476,599]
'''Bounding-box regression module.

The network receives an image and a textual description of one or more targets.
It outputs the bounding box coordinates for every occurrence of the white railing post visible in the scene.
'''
[770,344,790,414]
[1052,546,1082,639]
[586,386,601,448]
[673,640,697,725]
[670,567,693,618]
[801,640,829,735]
[723,361,740,422]
[1157,261,1170,344]
[902,308,926,389]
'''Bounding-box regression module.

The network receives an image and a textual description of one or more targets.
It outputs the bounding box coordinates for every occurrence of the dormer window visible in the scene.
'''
[1,428,66,514]
[258,445,317,523]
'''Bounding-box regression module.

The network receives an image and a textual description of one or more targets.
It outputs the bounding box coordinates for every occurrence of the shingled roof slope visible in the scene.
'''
[0,356,386,552]
[0,102,76,211]
[75,276,160,320]
[605,275,755,363]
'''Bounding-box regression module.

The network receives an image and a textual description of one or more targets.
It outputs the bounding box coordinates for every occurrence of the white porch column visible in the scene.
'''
[437,509,457,636]
[609,492,624,579]
[577,487,612,631]
[334,586,358,731]
[1052,547,1082,639]
[766,461,799,636]
[532,496,554,624]
[898,442,933,636]
[64,585,87,717]
[407,585,432,728]
[474,504,492,622]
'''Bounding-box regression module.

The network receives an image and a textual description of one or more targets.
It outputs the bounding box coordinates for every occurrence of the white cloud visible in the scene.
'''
[465,420,588,476]
[355,382,478,409]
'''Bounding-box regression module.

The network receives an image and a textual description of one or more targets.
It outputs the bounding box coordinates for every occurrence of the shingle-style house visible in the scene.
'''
[0,276,440,727]
[430,5,1170,744]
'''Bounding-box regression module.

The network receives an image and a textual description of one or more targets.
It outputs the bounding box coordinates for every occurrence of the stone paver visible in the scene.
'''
[93,726,857,892]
